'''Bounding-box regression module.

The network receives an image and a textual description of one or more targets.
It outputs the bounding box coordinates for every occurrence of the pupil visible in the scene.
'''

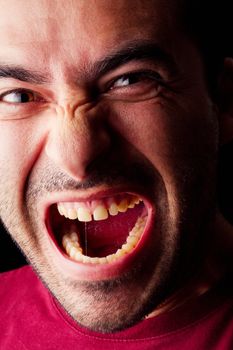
[20,93,30,103]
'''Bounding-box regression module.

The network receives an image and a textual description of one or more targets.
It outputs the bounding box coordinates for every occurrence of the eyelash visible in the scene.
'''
[0,88,43,104]
[102,69,166,101]
[108,70,164,89]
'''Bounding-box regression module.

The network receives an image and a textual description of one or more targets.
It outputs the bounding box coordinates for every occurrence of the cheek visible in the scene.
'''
[0,120,48,199]
[109,98,218,161]
[108,100,186,165]
[107,98,219,197]
[110,101,165,150]
[0,124,26,175]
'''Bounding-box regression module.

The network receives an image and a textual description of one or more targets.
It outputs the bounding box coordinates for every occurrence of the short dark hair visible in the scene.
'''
[182,0,232,95]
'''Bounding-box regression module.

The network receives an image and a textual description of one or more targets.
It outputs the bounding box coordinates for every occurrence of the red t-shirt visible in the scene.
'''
[0,265,232,349]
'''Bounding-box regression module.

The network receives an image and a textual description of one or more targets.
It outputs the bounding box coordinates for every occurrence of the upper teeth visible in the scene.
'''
[57,195,141,222]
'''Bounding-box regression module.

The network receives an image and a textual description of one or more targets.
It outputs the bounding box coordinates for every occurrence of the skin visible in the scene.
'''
[0,0,232,333]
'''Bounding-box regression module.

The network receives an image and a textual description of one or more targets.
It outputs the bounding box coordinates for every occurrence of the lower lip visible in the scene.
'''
[46,202,155,281]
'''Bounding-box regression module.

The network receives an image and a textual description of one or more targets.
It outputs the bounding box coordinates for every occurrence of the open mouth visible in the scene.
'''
[46,193,148,265]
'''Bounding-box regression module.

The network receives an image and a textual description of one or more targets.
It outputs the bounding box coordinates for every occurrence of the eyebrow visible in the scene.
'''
[0,65,49,84]
[0,41,178,85]
[90,41,178,79]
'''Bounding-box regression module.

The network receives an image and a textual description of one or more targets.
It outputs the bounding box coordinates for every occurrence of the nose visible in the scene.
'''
[45,104,111,181]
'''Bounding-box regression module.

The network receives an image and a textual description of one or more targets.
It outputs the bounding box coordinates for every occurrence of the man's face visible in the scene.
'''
[0,0,219,332]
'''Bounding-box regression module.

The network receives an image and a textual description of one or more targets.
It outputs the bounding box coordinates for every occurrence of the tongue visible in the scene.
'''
[77,202,144,257]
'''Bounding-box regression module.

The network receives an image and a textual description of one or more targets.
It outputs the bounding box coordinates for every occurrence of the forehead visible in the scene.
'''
[0,0,177,34]
[0,0,182,73]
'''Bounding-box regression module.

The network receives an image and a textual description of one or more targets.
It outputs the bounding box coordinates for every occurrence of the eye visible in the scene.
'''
[111,75,137,88]
[105,70,164,101]
[0,89,42,104]
[110,72,161,89]
[0,88,47,120]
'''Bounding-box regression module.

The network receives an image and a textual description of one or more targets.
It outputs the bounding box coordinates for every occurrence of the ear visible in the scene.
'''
[218,58,233,145]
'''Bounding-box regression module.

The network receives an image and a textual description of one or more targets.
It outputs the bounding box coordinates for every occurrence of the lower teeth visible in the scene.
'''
[62,215,147,264]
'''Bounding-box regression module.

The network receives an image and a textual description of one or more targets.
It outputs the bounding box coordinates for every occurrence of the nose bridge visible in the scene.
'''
[45,103,110,181]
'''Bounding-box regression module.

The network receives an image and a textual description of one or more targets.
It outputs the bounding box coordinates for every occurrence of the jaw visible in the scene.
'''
[44,191,155,281]
[44,189,162,333]
[23,184,180,333]
[22,184,183,332]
